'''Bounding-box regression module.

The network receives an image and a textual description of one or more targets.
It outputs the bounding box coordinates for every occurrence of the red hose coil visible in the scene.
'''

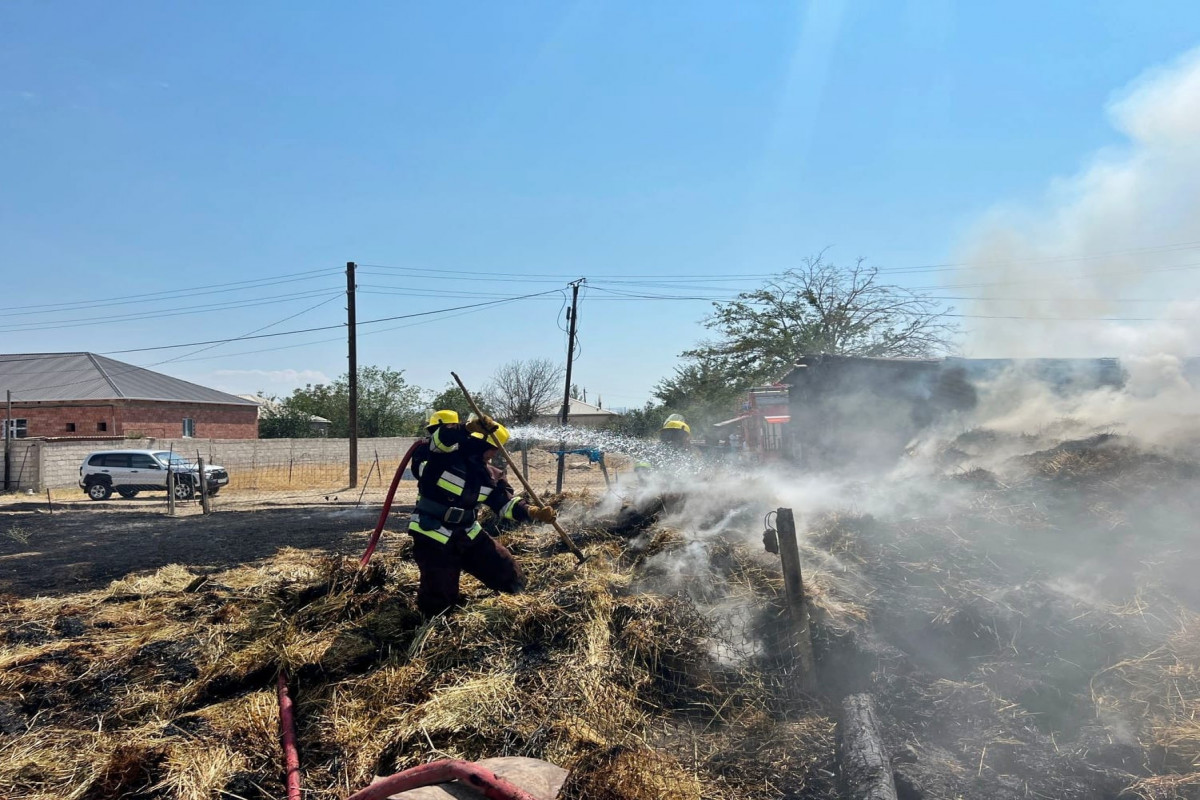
[345,759,541,800]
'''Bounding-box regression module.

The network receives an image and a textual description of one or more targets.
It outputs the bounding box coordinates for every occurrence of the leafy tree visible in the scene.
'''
[686,255,957,382]
[257,398,317,439]
[602,401,666,438]
[427,384,493,422]
[283,366,425,437]
[487,359,564,425]
[651,356,747,434]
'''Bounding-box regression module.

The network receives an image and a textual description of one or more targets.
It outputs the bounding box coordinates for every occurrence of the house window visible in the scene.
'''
[97,422,108,432]
[65,423,76,433]
[182,418,195,438]
[4,419,27,439]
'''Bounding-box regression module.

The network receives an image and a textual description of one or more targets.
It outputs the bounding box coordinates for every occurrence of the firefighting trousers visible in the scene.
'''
[410,528,526,617]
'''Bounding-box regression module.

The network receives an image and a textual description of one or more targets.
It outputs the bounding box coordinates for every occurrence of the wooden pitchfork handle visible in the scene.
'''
[451,372,588,564]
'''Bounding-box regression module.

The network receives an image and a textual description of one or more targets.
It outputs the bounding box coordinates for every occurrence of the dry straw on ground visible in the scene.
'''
[0,519,837,800]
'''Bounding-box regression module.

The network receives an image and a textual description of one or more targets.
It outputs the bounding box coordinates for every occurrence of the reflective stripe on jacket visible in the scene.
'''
[409,516,483,544]
[407,426,532,544]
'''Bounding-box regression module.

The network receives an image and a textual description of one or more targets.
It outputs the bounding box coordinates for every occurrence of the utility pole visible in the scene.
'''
[3,390,11,491]
[556,279,584,493]
[347,261,359,489]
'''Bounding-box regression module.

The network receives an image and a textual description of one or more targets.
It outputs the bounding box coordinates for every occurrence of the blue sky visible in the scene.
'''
[3,2,1200,407]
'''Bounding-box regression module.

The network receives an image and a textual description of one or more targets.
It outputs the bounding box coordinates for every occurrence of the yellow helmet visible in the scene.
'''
[427,409,459,430]
[470,420,510,448]
[662,414,691,434]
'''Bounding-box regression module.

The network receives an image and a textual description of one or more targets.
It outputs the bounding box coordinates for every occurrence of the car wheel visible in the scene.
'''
[173,479,195,501]
[207,488,220,497]
[88,482,113,501]
[117,489,139,499]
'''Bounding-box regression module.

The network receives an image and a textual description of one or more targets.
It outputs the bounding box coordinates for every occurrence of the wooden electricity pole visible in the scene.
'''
[347,261,359,489]
[556,279,583,494]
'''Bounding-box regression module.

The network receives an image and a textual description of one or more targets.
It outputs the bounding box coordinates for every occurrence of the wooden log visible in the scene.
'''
[840,693,898,800]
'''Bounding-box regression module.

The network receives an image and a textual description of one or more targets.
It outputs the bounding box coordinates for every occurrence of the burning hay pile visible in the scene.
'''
[803,429,1200,799]
[0,524,837,799]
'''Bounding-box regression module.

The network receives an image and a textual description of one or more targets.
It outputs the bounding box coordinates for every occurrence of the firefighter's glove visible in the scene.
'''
[528,505,557,524]
[466,414,500,436]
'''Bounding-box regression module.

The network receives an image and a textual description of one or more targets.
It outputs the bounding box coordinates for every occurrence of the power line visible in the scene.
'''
[10,289,564,398]
[101,289,565,355]
[0,288,343,333]
[127,287,558,364]
[361,239,1200,281]
[151,294,345,367]
[0,267,342,316]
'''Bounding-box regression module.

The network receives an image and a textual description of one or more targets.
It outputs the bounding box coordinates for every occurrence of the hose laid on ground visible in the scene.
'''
[359,438,422,567]
[277,671,302,800]
[276,439,423,800]
[345,760,541,800]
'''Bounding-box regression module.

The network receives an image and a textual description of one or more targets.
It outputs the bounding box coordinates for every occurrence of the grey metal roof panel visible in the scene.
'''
[0,352,257,405]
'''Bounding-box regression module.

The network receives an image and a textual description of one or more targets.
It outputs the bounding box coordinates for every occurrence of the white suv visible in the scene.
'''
[79,449,230,501]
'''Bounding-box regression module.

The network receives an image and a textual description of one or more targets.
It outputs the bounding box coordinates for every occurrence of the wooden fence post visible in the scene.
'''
[776,507,817,693]
[197,455,211,514]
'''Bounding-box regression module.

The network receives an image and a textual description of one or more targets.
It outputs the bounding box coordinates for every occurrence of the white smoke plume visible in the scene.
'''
[960,47,1200,360]
[955,48,1200,446]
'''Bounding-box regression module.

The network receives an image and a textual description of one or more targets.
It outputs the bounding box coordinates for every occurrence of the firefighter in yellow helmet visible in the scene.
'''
[659,413,692,450]
[426,409,459,431]
[407,412,556,616]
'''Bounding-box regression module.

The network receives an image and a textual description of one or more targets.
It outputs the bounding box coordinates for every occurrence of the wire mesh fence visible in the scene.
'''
[153,438,631,514]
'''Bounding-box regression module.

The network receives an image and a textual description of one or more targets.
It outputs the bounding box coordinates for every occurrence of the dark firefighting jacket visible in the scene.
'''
[407,424,532,544]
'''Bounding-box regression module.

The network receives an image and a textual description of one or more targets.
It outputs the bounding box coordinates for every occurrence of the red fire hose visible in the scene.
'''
[345,759,541,800]
[276,440,423,800]
[277,671,302,800]
[360,438,422,567]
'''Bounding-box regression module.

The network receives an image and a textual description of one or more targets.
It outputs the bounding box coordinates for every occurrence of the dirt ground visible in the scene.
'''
[0,456,616,598]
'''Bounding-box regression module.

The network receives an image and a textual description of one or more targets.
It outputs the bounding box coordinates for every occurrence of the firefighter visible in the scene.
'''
[408,413,556,617]
[426,409,459,432]
[659,414,692,450]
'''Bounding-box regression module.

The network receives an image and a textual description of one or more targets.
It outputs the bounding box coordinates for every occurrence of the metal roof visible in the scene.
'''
[537,398,619,416]
[0,352,258,405]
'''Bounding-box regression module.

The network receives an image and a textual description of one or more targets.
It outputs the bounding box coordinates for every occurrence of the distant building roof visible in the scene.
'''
[0,353,258,405]
[237,393,331,424]
[537,398,619,417]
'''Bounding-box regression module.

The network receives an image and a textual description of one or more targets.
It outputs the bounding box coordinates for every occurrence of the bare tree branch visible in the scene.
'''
[487,358,565,425]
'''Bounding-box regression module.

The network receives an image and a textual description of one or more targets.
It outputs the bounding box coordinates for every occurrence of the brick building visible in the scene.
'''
[0,353,259,440]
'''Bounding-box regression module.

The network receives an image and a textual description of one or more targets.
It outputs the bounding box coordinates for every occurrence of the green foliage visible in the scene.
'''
[652,357,746,433]
[686,255,957,380]
[427,384,493,422]
[280,366,426,438]
[258,401,317,439]
[602,401,666,438]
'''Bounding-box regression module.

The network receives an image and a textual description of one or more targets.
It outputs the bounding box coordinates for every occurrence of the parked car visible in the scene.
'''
[78,449,230,501]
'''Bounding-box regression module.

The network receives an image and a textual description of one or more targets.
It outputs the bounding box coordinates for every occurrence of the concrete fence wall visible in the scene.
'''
[7,436,421,490]
[2,439,41,491]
